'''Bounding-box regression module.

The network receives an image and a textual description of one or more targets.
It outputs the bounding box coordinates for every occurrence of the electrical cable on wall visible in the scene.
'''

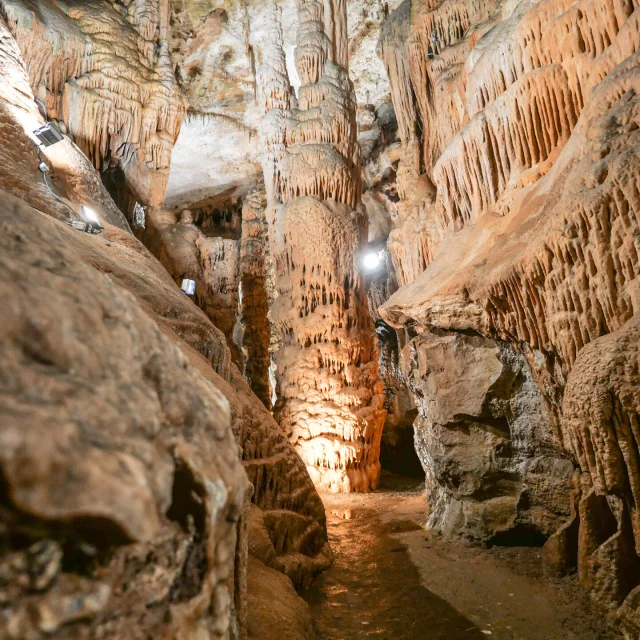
[29,109,104,235]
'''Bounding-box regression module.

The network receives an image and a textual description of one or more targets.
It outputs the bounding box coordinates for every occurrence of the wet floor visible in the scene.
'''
[302,476,617,640]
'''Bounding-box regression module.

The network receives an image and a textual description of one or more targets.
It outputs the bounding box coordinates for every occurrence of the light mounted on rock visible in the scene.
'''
[69,206,104,235]
[363,250,384,272]
[32,122,64,148]
[181,279,196,295]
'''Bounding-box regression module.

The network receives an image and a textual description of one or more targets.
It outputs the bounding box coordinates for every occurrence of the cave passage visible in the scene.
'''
[303,475,616,640]
[1,0,639,637]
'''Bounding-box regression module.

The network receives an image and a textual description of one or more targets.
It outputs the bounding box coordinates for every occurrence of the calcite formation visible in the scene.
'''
[240,189,273,407]
[545,314,640,636]
[258,0,386,492]
[3,0,640,634]
[0,14,130,230]
[140,204,244,367]
[2,0,187,208]
[163,0,401,211]
[142,191,275,409]
[135,200,333,583]
[0,177,330,638]
[377,0,640,628]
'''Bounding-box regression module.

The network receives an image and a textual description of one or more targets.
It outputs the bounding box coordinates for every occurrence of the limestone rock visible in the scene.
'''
[164,0,402,210]
[380,0,640,373]
[375,321,420,475]
[2,0,187,207]
[136,202,333,587]
[141,204,244,367]
[240,190,272,407]
[1,16,332,630]
[0,180,329,636]
[0,14,130,230]
[246,558,315,640]
[0,192,248,639]
[375,0,640,630]
[559,315,640,627]
[183,349,333,589]
[401,330,573,543]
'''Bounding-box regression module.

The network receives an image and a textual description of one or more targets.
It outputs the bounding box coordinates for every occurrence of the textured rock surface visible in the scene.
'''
[0,13,130,230]
[3,0,640,635]
[555,315,640,635]
[0,179,331,638]
[402,330,573,543]
[164,0,402,209]
[258,0,386,492]
[130,200,331,590]
[140,204,244,366]
[0,14,332,637]
[239,189,272,407]
[0,192,249,639]
[2,0,187,208]
[246,558,315,640]
[375,321,420,476]
[377,0,640,628]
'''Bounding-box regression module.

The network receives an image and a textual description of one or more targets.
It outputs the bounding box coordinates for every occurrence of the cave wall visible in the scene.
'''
[0,9,331,638]
[376,0,640,630]
[402,330,573,544]
[1,0,187,208]
[0,192,251,639]
[2,0,640,634]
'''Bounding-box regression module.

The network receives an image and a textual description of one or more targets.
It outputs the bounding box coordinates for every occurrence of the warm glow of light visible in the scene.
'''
[363,251,383,271]
[11,105,41,137]
[81,205,100,224]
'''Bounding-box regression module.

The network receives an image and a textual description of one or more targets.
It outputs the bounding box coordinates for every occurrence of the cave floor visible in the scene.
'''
[301,474,617,640]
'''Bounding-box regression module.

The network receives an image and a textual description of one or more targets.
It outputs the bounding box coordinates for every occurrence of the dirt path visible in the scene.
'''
[302,477,618,640]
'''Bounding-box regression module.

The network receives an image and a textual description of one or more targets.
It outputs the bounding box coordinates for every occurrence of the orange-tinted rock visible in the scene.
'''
[376,0,640,628]
[258,0,386,492]
[3,0,187,207]
[0,15,332,636]
[240,190,272,408]
[561,315,640,624]
[246,558,315,640]
[0,192,249,639]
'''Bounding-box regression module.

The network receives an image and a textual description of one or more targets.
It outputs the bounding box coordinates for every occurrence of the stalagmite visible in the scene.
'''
[2,0,640,635]
[0,10,332,638]
[258,0,386,492]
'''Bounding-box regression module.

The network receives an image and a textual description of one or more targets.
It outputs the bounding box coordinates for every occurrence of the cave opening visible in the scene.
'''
[374,319,424,479]
[379,408,423,478]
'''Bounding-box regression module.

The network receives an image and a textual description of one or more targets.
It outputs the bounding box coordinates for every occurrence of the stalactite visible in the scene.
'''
[378,0,640,629]
[2,0,187,206]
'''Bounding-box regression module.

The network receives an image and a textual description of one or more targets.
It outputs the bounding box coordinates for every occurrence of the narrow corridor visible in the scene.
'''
[303,476,616,640]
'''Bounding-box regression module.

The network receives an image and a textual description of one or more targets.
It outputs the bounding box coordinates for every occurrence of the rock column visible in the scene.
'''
[258,0,386,492]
